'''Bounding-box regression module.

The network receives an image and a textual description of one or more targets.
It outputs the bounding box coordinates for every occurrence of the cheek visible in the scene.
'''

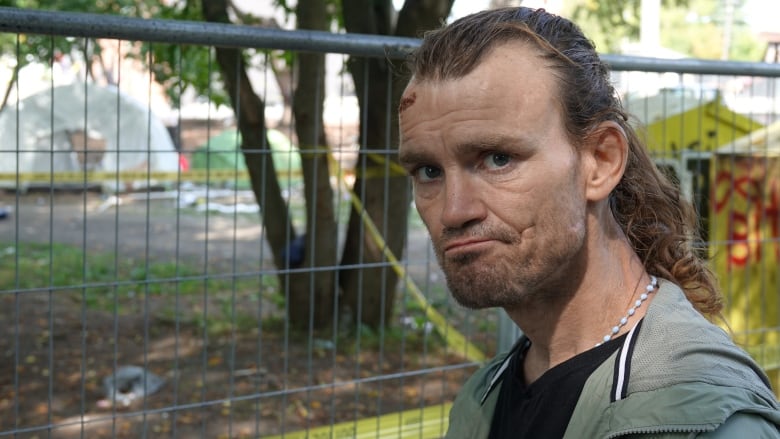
[412,182,441,203]
[413,177,449,211]
[488,186,534,225]
[499,183,583,233]
[413,195,439,231]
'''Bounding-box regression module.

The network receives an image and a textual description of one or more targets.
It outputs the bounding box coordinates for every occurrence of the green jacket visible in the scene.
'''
[446,280,780,438]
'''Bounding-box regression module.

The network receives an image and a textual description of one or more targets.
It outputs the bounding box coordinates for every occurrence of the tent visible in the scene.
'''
[190,128,301,188]
[0,82,179,191]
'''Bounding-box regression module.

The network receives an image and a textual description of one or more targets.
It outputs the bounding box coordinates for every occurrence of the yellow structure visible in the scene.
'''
[628,90,761,159]
[630,91,780,390]
[711,121,780,388]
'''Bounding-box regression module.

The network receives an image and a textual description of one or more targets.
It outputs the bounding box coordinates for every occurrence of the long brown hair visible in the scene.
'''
[406,7,722,316]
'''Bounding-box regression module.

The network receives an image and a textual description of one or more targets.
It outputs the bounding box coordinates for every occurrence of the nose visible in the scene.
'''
[440,175,486,230]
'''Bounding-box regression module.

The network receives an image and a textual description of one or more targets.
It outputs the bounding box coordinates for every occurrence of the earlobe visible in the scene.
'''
[584,121,629,202]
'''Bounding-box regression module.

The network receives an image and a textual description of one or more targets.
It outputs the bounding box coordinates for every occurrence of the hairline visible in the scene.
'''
[408,38,583,151]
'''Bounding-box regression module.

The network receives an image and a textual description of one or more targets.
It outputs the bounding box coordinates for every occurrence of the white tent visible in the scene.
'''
[0,82,179,191]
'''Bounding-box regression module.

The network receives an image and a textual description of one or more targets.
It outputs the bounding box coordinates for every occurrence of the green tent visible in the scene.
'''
[190,128,301,187]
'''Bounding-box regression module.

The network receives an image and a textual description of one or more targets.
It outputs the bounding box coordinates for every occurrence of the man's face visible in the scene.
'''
[399,42,590,309]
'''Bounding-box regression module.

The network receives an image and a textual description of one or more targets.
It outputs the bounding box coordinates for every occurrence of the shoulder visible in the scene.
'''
[629,279,774,399]
[566,280,780,437]
[599,280,780,436]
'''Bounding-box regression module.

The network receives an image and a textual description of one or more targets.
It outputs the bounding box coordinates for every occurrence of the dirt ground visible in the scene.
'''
[0,188,490,438]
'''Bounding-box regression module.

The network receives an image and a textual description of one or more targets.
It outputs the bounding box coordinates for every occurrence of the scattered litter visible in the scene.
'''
[313,338,335,351]
[95,195,122,213]
[98,365,166,408]
[233,366,268,378]
[89,187,260,215]
[195,202,259,214]
[400,316,435,335]
[177,192,199,208]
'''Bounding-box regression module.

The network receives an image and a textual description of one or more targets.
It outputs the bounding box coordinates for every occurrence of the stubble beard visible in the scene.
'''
[437,225,586,310]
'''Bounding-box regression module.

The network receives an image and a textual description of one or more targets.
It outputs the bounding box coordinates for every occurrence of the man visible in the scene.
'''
[398,7,780,438]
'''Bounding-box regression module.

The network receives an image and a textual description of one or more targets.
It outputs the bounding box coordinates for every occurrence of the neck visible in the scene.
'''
[505,237,652,385]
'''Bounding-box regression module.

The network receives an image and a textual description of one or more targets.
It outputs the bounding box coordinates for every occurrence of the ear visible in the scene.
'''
[582,121,628,203]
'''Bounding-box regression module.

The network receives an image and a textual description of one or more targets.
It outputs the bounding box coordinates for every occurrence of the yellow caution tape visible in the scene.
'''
[0,169,295,184]
[0,165,483,439]
[3,154,482,439]
[365,152,408,178]
[258,161,481,439]
[0,166,403,184]
[0,170,247,183]
[262,402,452,439]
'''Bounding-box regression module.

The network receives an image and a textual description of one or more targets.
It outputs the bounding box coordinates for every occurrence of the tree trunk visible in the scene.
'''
[201,0,296,275]
[338,0,453,329]
[288,0,338,331]
[204,0,453,331]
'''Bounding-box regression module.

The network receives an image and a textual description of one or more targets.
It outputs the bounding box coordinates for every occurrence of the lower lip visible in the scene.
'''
[444,240,493,256]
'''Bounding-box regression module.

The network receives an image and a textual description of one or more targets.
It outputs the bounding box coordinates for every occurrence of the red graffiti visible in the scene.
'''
[713,158,780,270]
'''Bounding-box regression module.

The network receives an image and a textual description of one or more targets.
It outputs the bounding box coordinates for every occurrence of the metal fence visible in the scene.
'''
[1,7,779,439]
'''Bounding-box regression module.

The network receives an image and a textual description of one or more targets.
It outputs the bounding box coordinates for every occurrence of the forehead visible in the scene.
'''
[399,41,563,147]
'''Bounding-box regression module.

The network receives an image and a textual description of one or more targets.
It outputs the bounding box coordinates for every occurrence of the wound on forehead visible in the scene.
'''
[399,92,417,113]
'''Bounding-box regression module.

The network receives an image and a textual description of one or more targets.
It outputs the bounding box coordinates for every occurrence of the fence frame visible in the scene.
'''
[2,5,780,438]
[0,6,780,77]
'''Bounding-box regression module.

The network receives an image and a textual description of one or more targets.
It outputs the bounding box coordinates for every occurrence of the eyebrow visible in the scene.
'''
[398,134,530,167]
[398,148,432,169]
[452,134,528,156]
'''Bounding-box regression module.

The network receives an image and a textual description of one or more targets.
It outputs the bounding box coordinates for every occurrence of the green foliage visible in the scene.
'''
[0,0,356,120]
[660,0,763,60]
[0,0,225,108]
[730,30,764,61]
[0,0,162,110]
[566,0,689,52]
[272,0,295,19]
[1,0,163,18]
[566,0,764,60]
[141,42,226,107]
[274,0,343,28]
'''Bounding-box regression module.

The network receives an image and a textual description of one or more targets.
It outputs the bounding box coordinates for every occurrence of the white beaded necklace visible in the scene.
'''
[596,275,658,347]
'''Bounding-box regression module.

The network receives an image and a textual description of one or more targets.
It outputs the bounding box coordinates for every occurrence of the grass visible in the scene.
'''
[0,241,278,335]
[0,242,266,293]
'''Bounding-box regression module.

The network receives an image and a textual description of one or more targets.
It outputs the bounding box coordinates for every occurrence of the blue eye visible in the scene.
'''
[414,165,442,182]
[484,153,511,169]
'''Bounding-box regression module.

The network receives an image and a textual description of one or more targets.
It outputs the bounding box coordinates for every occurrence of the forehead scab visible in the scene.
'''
[399,91,417,114]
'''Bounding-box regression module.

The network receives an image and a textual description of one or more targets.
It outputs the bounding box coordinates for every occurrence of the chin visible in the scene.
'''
[444,262,542,310]
[450,290,520,310]
[446,275,518,309]
[450,293,496,310]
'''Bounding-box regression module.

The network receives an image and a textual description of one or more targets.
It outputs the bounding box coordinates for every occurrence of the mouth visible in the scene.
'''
[443,238,494,255]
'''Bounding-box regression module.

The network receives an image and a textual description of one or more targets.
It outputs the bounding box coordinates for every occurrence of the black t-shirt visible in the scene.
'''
[488,333,627,439]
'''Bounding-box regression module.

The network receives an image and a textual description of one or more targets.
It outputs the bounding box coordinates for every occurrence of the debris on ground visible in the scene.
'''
[98,365,166,408]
